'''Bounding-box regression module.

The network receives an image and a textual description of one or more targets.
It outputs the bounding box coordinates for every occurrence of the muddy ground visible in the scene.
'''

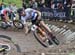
[0,21,75,55]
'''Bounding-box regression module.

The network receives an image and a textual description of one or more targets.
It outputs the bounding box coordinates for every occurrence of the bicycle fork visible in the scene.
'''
[37,27,53,45]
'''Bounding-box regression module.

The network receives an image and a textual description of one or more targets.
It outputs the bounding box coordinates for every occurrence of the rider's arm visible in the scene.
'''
[21,13,30,24]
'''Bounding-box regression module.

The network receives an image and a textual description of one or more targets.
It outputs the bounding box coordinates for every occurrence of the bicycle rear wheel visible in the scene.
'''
[13,20,24,29]
[0,22,8,29]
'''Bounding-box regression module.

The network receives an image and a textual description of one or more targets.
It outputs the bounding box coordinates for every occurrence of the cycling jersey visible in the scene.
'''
[21,8,38,24]
[24,8,37,20]
[1,9,7,15]
[0,7,12,15]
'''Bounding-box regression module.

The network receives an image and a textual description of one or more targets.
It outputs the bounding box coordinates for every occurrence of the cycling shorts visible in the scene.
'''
[31,12,42,25]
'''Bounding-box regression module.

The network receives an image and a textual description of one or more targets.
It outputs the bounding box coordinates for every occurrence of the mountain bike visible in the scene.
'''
[31,24,60,47]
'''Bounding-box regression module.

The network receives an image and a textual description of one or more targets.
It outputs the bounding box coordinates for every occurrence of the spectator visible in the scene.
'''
[38,1,45,7]
[8,3,13,10]
[12,4,17,13]
[57,3,64,10]
[45,0,51,8]
[0,4,2,16]
[29,1,33,8]
[66,0,72,8]
[51,1,55,9]
[64,0,72,18]
[1,3,6,9]
[0,4,2,13]
[22,2,26,9]
[32,0,38,9]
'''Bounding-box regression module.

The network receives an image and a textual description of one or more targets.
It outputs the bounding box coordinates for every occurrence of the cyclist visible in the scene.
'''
[20,8,59,45]
[1,7,16,22]
[0,8,8,22]
[21,8,53,34]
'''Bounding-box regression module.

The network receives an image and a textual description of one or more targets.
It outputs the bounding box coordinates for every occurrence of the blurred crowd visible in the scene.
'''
[21,0,73,18]
[0,0,73,22]
[0,0,72,12]
[0,2,17,13]
[0,0,72,13]
[22,0,72,10]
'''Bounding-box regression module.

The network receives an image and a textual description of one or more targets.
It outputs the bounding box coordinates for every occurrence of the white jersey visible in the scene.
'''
[1,8,11,14]
[21,8,37,24]
[24,8,37,20]
[25,8,36,14]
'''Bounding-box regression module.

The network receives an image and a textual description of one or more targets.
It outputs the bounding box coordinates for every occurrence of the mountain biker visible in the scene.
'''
[1,7,16,22]
[20,8,59,45]
[21,8,52,34]
[0,8,8,22]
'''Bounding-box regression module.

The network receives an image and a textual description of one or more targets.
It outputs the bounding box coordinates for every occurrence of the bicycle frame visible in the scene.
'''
[37,25,47,38]
[32,24,60,47]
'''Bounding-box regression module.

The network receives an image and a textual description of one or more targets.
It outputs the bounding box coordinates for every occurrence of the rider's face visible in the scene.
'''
[21,11,26,16]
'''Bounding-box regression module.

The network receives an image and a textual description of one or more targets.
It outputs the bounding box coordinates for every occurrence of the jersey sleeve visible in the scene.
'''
[24,12,30,20]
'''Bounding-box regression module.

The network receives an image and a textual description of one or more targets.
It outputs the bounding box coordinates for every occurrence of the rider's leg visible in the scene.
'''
[39,20,59,45]
[36,11,59,45]
[36,11,53,36]
[40,21,53,36]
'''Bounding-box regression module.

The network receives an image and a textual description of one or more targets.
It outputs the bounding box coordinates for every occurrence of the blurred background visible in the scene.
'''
[0,0,75,23]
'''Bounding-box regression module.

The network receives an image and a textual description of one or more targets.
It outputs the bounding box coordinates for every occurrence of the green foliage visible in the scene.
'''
[0,0,22,7]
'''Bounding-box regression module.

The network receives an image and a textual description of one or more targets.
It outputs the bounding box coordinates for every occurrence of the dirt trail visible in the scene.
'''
[0,21,75,55]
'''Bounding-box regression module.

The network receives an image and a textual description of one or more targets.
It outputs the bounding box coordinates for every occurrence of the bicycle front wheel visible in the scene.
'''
[33,30,53,47]
[0,35,21,55]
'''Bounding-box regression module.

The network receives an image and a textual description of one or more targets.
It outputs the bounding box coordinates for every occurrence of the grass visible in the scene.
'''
[0,0,22,8]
